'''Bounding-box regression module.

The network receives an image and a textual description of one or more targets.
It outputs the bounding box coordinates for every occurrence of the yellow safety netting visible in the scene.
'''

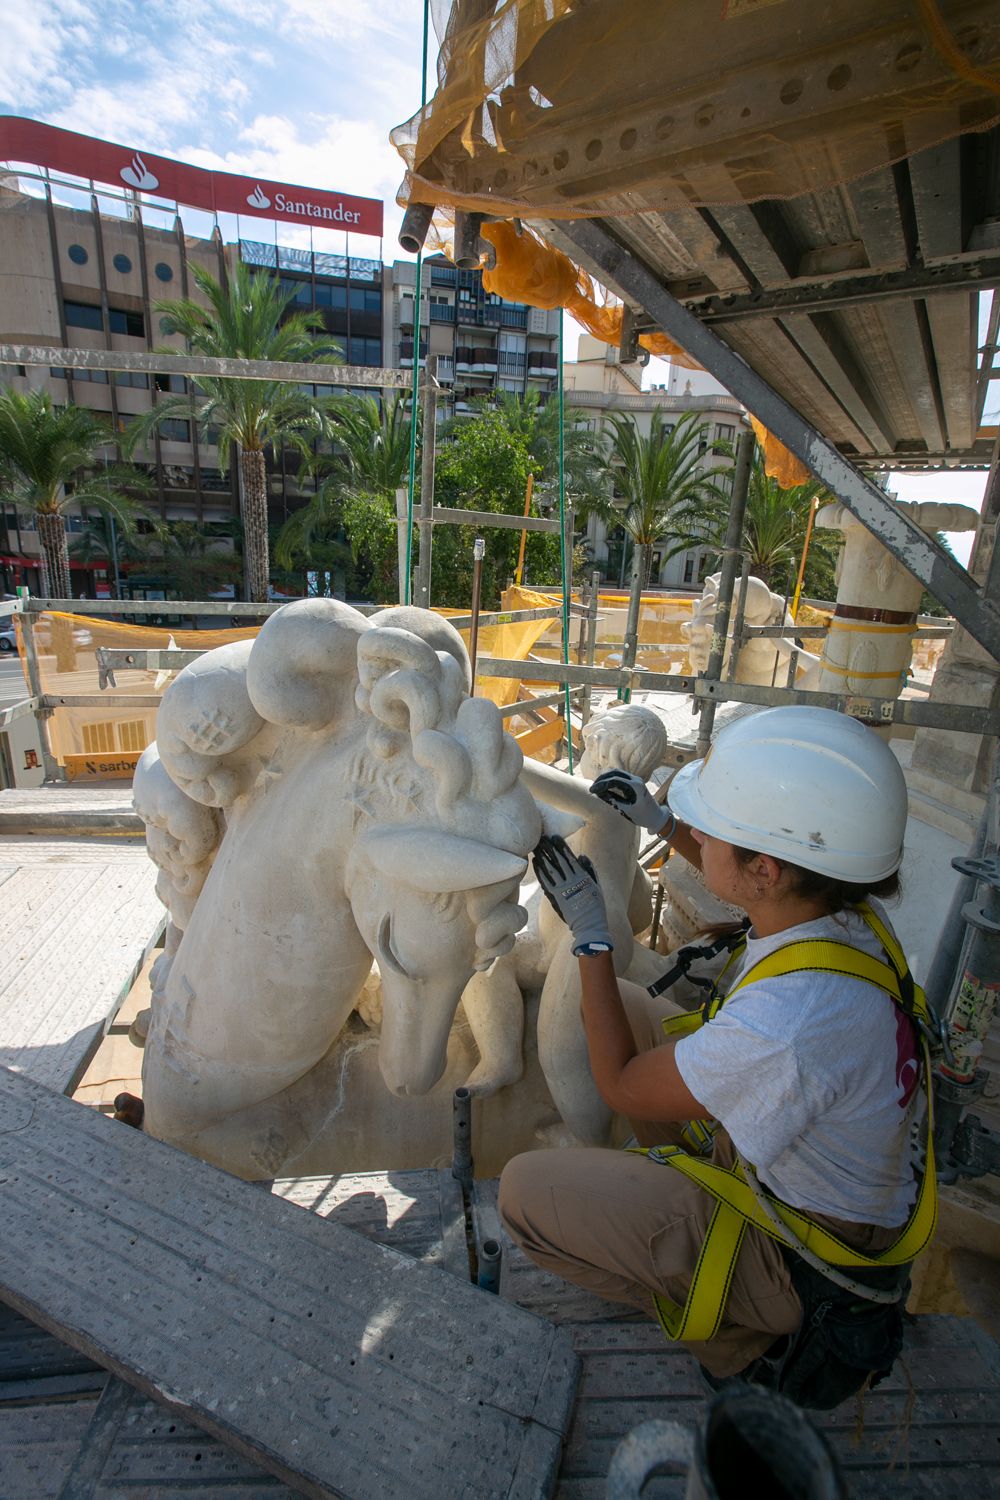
[13,606,556,778]
[393,1,1000,221]
[13,613,257,778]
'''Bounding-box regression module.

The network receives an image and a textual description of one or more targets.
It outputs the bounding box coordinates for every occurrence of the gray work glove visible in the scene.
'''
[589,769,673,835]
[533,835,614,957]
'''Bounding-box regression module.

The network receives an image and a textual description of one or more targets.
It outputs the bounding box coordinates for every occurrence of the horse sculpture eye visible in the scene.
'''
[377,912,411,979]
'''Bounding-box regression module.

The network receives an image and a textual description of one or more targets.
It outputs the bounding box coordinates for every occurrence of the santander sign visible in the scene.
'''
[0,116,383,238]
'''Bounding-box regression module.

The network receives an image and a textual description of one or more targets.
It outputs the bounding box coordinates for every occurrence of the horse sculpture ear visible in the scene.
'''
[360,826,527,892]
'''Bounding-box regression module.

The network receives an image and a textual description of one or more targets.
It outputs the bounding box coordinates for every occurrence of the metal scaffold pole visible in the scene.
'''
[695,428,755,757]
[558,310,574,772]
[403,0,432,607]
[414,355,439,609]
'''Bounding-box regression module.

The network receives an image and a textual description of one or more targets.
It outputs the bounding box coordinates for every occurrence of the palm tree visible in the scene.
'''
[677,446,839,597]
[0,388,152,598]
[69,507,162,597]
[125,260,343,603]
[602,410,726,590]
[275,394,414,593]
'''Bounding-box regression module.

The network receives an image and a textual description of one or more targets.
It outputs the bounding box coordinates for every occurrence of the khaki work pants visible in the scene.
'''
[498,980,899,1378]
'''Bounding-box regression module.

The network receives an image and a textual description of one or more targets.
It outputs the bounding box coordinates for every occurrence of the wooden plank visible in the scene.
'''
[0,862,164,1094]
[0,1069,579,1500]
[515,719,567,758]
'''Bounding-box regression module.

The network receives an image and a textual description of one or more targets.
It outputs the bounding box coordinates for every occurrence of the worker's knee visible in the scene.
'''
[498,1148,560,1248]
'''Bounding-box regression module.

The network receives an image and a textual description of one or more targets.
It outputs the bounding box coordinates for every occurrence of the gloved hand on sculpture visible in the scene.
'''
[589,769,673,835]
[532,835,614,957]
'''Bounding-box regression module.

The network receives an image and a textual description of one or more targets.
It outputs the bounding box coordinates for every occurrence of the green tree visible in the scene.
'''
[677,446,841,600]
[69,508,162,596]
[0,388,152,598]
[459,389,606,517]
[599,410,726,590]
[125,260,343,603]
[275,394,414,600]
[432,409,562,607]
[130,521,244,599]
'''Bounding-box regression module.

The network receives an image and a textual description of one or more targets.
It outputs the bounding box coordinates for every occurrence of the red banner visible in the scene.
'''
[0,115,383,238]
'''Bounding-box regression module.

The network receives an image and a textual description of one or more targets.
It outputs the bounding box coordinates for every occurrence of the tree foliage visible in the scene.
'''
[432,409,563,608]
[124,260,343,602]
[0,387,153,597]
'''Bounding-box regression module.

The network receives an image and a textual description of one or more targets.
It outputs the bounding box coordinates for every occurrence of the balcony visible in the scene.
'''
[430,264,457,286]
[429,303,455,324]
[455,302,528,330]
[527,352,559,378]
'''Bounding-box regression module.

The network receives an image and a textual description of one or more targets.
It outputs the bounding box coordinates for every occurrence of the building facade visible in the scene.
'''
[0,182,388,596]
[388,255,560,413]
[563,335,749,589]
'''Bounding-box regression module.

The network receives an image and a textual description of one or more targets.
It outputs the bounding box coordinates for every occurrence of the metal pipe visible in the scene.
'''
[725,558,750,683]
[454,211,485,269]
[452,1086,473,1189]
[414,355,439,609]
[923,807,987,1018]
[398,202,434,256]
[20,612,62,784]
[695,431,755,755]
[582,569,600,726]
[468,537,485,688]
[648,877,665,950]
[477,1238,502,1295]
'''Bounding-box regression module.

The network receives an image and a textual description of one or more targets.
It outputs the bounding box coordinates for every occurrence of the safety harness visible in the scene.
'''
[639,901,938,1346]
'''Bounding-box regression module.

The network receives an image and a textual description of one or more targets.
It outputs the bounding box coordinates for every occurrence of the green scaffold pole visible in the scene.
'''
[558,309,574,773]
[404,0,431,605]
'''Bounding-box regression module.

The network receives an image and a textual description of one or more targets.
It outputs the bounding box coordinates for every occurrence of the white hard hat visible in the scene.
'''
[667,706,907,883]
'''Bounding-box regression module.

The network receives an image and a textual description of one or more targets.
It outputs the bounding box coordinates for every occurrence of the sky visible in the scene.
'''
[0,0,992,563]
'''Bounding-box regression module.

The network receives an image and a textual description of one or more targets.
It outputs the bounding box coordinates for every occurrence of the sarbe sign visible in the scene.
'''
[0,116,383,238]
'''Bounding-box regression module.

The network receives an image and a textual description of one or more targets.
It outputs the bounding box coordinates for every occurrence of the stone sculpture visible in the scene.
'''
[462,703,673,1145]
[684,571,820,687]
[137,600,542,1178]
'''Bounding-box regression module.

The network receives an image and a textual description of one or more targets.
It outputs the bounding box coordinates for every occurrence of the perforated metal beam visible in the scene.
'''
[559,219,1000,664]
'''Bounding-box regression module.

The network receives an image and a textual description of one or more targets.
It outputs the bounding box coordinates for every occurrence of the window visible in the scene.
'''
[159,317,173,336]
[154,262,174,282]
[154,373,188,394]
[115,370,149,388]
[112,253,132,274]
[683,557,694,583]
[67,244,88,266]
[348,287,381,314]
[49,367,67,380]
[347,337,381,365]
[76,367,109,384]
[64,300,103,331]
[109,307,145,338]
[716,423,734,444]
[118,719,150,752]
[159,417,191,442]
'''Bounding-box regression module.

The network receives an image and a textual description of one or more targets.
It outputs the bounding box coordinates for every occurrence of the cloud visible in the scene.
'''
[0,0,97,110]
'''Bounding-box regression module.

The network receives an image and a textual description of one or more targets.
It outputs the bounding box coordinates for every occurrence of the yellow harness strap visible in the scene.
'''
[643,903,938,1344]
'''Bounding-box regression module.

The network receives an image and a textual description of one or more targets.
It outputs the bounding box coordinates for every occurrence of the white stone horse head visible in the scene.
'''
[344,613,541,1094]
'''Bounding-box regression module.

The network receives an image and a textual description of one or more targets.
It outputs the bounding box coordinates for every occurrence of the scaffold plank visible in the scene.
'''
[0,1071,579,1500]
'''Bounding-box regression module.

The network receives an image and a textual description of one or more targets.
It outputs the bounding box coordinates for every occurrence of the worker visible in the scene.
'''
[499,706,936,1410]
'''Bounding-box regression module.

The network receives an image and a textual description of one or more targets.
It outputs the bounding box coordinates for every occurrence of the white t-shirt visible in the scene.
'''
[673,903,921,1228]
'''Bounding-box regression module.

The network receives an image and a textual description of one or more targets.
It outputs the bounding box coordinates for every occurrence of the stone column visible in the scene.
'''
[814,501,978,708]
[910,498,1000,801]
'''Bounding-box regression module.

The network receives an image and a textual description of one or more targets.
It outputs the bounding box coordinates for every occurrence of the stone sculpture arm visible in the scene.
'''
[520,757,596,821]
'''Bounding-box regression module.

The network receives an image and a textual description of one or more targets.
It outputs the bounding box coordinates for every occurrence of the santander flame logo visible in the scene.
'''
[246,184,270,209]
[120,152,159,191]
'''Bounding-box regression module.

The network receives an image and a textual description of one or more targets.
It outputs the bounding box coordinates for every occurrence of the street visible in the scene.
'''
[0,656,30,709]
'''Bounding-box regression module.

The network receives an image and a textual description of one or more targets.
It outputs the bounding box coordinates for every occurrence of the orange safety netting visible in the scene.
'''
[480,222,699,370]
[392,0,1000,221]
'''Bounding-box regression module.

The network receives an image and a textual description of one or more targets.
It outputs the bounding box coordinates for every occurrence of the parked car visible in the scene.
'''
[0,622,18,653]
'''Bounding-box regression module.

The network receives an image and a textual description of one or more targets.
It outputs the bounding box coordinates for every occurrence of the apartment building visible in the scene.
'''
[564,335,750,589]
[0,182,385,596]
[388,255,560,412]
